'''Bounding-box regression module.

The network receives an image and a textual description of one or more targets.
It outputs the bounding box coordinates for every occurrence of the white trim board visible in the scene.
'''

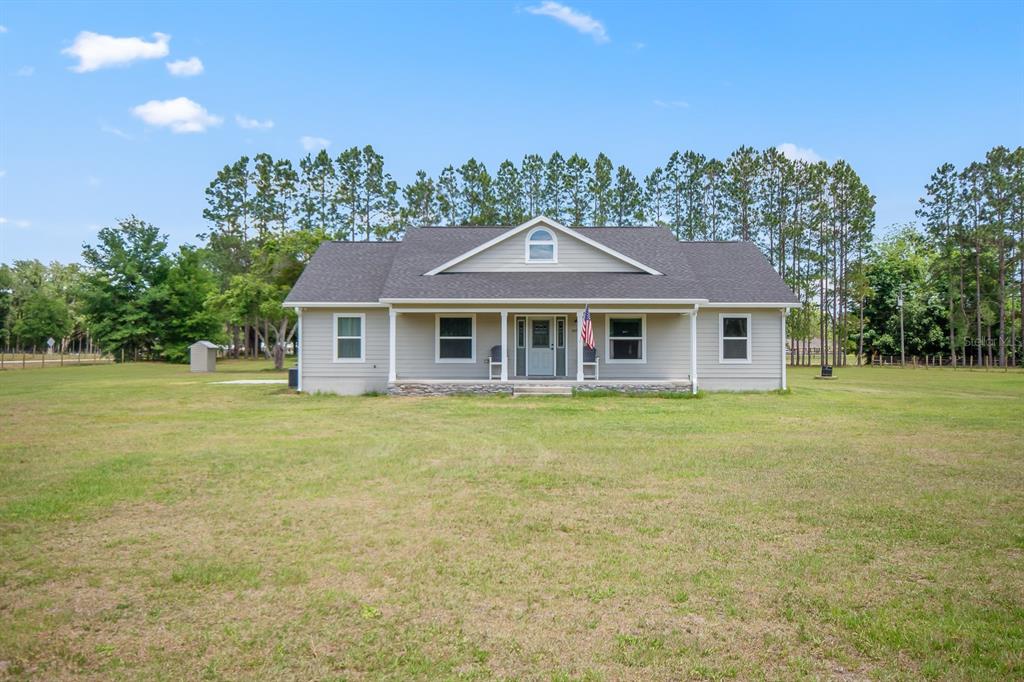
[435,313,477,363]
[605,313,647,364]
[718,312,753,364]
[525,226,558,263]
[422,216,664,276]
[333,312,366,363]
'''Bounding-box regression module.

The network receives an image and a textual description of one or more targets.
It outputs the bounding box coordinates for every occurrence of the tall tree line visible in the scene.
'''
[9,144,1017,369]
[915,146,1024,367]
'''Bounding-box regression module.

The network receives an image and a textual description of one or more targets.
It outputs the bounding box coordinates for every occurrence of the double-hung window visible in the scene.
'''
[334,313,365,362]
[436,315,475,362]
[720,314,751,363]
[607,316,645,362]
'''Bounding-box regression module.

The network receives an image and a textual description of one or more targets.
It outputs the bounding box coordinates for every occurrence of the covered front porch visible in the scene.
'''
[385,304,699,394]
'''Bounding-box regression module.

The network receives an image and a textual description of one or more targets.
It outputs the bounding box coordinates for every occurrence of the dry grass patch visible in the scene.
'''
[1,362,1022,679]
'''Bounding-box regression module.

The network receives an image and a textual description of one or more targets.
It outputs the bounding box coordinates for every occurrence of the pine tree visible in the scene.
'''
[436,166,462,225]
[544,152,568,223]
[565,153,592,226]
[402,170,439,227]
[590,153,615,226]
[724,146,760,242]
[521,154,546,218]
[495,160,525,224]
[644,166,669,227]
[458,158,496,225]
[612,166,644,225]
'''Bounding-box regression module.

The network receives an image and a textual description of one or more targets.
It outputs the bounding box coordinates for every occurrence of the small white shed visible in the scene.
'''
[190,340,219,372]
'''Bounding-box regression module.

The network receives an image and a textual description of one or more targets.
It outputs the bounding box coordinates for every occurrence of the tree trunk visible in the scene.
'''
[998,238,1006,368]
[975,243,983,367]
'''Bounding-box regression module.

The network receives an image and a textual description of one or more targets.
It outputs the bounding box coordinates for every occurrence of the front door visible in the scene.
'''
[527,317,555,376]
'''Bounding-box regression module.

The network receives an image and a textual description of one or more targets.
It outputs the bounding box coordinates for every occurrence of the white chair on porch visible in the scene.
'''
[582,346,599,380]
[488,345,503,380]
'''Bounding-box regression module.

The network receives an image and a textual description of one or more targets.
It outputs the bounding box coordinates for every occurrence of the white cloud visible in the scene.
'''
[100,123,132,139]
[776,143,823,163]
[0,217,31,229]
[525,2,609,43]
[15,66,34,77]
[300,135,330,151]
[62,31,170,73]
[0,169,6,178]
[236,114,274,130]
[653,99,689,109]
[634,42,646,50]
[0,25,8,34]
[166,56,203,77]
[87,176,101,187]
[131,97,222,133]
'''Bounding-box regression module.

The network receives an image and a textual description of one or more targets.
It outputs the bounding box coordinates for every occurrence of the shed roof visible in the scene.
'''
[190,340,219,349]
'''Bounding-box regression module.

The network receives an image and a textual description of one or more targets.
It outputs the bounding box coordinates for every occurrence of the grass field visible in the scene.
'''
[1,362,1022,680]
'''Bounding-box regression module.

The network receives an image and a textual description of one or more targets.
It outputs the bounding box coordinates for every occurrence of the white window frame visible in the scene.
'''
[435,313,476,363]
[719,313,752,364]
[524,227,558,263]
[333,312,365,363]
[605,314,646,364]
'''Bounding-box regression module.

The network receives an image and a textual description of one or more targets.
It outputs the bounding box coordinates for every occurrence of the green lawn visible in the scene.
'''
[1,362,1022,680]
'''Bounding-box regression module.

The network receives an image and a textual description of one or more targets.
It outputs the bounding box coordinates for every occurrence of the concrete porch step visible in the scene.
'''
[513,384,573,397]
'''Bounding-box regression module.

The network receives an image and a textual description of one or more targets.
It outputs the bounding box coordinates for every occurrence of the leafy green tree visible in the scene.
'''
[156,246,223,362]
[860,227,947,358]
[81,216,171,359]
[11,292,71,349]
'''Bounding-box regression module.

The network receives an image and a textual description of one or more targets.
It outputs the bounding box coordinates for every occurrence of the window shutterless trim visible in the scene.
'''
[435,313,476,363]
[333,312,365,363]
[605,313,647,364]
[525,226,558,263]
[719,312,752,363]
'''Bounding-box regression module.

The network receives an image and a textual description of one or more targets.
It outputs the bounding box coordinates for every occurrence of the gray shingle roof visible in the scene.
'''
[284,226,798,305]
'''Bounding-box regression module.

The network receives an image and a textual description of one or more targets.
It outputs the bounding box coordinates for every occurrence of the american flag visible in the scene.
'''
[581,304,595,350]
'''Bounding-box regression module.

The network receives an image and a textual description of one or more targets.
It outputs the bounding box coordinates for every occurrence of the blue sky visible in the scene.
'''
[1,1,1022,264]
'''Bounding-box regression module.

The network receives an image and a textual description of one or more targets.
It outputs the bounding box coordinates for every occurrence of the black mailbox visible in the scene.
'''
[821,365,833,378]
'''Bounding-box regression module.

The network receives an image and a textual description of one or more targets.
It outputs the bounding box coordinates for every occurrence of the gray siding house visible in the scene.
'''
[285,217,799,395]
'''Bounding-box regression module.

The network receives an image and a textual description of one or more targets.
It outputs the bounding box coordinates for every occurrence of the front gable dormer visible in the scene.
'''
[424,217,662,275]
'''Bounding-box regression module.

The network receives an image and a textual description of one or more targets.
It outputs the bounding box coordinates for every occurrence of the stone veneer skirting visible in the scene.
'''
[387,382,515,396]
[387,382,691,396]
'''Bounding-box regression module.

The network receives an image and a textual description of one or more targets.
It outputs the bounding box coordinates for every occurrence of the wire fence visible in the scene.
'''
[0,351,114,370]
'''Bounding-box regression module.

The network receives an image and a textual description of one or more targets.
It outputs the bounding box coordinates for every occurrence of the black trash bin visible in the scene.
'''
[821,365,833,378]
[288,367,298,389]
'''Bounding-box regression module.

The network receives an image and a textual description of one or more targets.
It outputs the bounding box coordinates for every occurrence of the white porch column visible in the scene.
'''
[689,305,699,394]
[781,308,788,390]
[296,308,303,393]
[500,311,509,381]
[576,310,584,381]
[388,308,397,383]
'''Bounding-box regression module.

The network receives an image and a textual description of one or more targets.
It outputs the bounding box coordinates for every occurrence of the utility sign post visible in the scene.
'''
[47,337,55,353]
